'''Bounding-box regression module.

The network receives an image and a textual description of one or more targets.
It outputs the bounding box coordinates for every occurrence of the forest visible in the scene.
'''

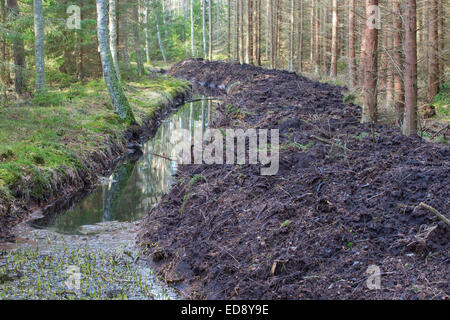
[0,0,448,301]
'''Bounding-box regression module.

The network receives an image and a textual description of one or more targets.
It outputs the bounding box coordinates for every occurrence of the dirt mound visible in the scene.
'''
[138,59,449,299]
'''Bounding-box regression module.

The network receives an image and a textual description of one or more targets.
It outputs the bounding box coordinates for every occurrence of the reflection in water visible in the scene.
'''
[32,96,217,234]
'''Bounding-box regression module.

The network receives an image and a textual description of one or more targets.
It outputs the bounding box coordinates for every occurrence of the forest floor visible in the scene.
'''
[0,74,190,242]
[138,59,449,299]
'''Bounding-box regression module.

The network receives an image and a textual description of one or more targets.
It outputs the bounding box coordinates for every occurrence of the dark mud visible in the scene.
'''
[0,89,188,243]
[137,59,449,300]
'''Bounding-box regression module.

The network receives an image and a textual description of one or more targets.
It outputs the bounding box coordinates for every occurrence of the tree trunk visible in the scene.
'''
[288,0,294,71]
[144,2,150,63]
[310,0,315,66]
[154,6,167,63]
[118,0,130,67]
[7,0,26,94]
[227,0,231,58]
[239,0,244,63]
[209,0,213,60]
[348,0,356,87]
[403,0,417,135]
[314,0,319,74]
[191,0,195,57]
[362,0,379,124]
[33,0,45,92]
[393,0,405,126]
[96,0,135,123]
[437,0,444,85]
[247,0,253,64]
[234,0,239,61]
[297,0,304,72]
[109,0,121,80]
[330,0,338,78]
[427,0,439,101]
[133,2,144,75]
[203,0,207,58]
[268,0,273,68]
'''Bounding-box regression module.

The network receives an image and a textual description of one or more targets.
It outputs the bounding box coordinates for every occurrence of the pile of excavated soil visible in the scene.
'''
[138,59,449,299]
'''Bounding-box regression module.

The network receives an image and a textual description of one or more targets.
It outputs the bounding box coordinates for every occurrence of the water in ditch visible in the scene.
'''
[0,95,218,300]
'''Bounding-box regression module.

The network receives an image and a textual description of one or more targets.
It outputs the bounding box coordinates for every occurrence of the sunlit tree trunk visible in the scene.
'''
[314,0,319,74]
[96,0,136,123]
[144,2,150,63]
[268,0,273,68]
[239,0,244,63]
[133,2,144,75]
[362,0,379,124]
[288,0,294,71]
[437,0,444,85]
[393,0,405,125]
[427,0,439,101]
[109,0,121,80]
[154,6,167,63]
[234,0,240,61]
[247,0,253,64]
[348,0,356,87]
[330,0,338,78]
[209,0,213,60]
[403,0,417,135]
[33,0,45,92]
[297,0,304,72]
[191,0,195,57]
[227,0,231,58]
[202,0,207,58]
[310,0,315,66]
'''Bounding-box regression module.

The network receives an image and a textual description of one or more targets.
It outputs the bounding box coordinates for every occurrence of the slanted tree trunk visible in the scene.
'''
[154,6,167,63]
[362,0,379,124]
[33,0,45,92]
[109,0,121,80]
[403,0,417,135]
[348,0,356,87]
[7,0,26,94]
[330,0,338,78]
[96,0,136,124]
[427,0,439,101]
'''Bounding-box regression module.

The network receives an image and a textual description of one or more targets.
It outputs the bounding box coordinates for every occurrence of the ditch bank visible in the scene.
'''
[137,59,449,299]
[0,77,190,242]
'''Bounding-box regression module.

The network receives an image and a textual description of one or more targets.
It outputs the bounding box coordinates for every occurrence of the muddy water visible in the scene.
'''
[0,96,218,300]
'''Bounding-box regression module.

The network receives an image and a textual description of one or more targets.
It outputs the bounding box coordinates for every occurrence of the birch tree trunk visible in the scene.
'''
[33,0,45,92]
[109,0,120,81]
[403,0,417,135]
[96,0,135,123]
[154,6,167,63]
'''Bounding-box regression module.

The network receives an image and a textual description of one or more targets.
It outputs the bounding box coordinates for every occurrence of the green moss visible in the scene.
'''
[432,83,450,119]
[0,75,189,214]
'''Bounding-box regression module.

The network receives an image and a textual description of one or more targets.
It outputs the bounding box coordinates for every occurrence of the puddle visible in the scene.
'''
[0,95,219,300]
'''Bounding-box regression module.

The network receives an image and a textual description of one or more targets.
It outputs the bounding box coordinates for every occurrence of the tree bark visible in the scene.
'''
[154,5,167,63]
[227,0,231,58]
[209,0,213,60]
[202,0,207,58]
[133,2,144,75]
[288,0,294,71]
[393,0,405,125]
[109,0,121,80]
[403,0,417,135]
[427,0,439,101]
[96,0,135,123]
[234,0,240,61]
[348,0,356,87]
[33,0,45,92]
[330,0,338,78]
[297,0,304,72]
[7,0,26,94]
[247,0,253,64]
[362,0,379,124]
